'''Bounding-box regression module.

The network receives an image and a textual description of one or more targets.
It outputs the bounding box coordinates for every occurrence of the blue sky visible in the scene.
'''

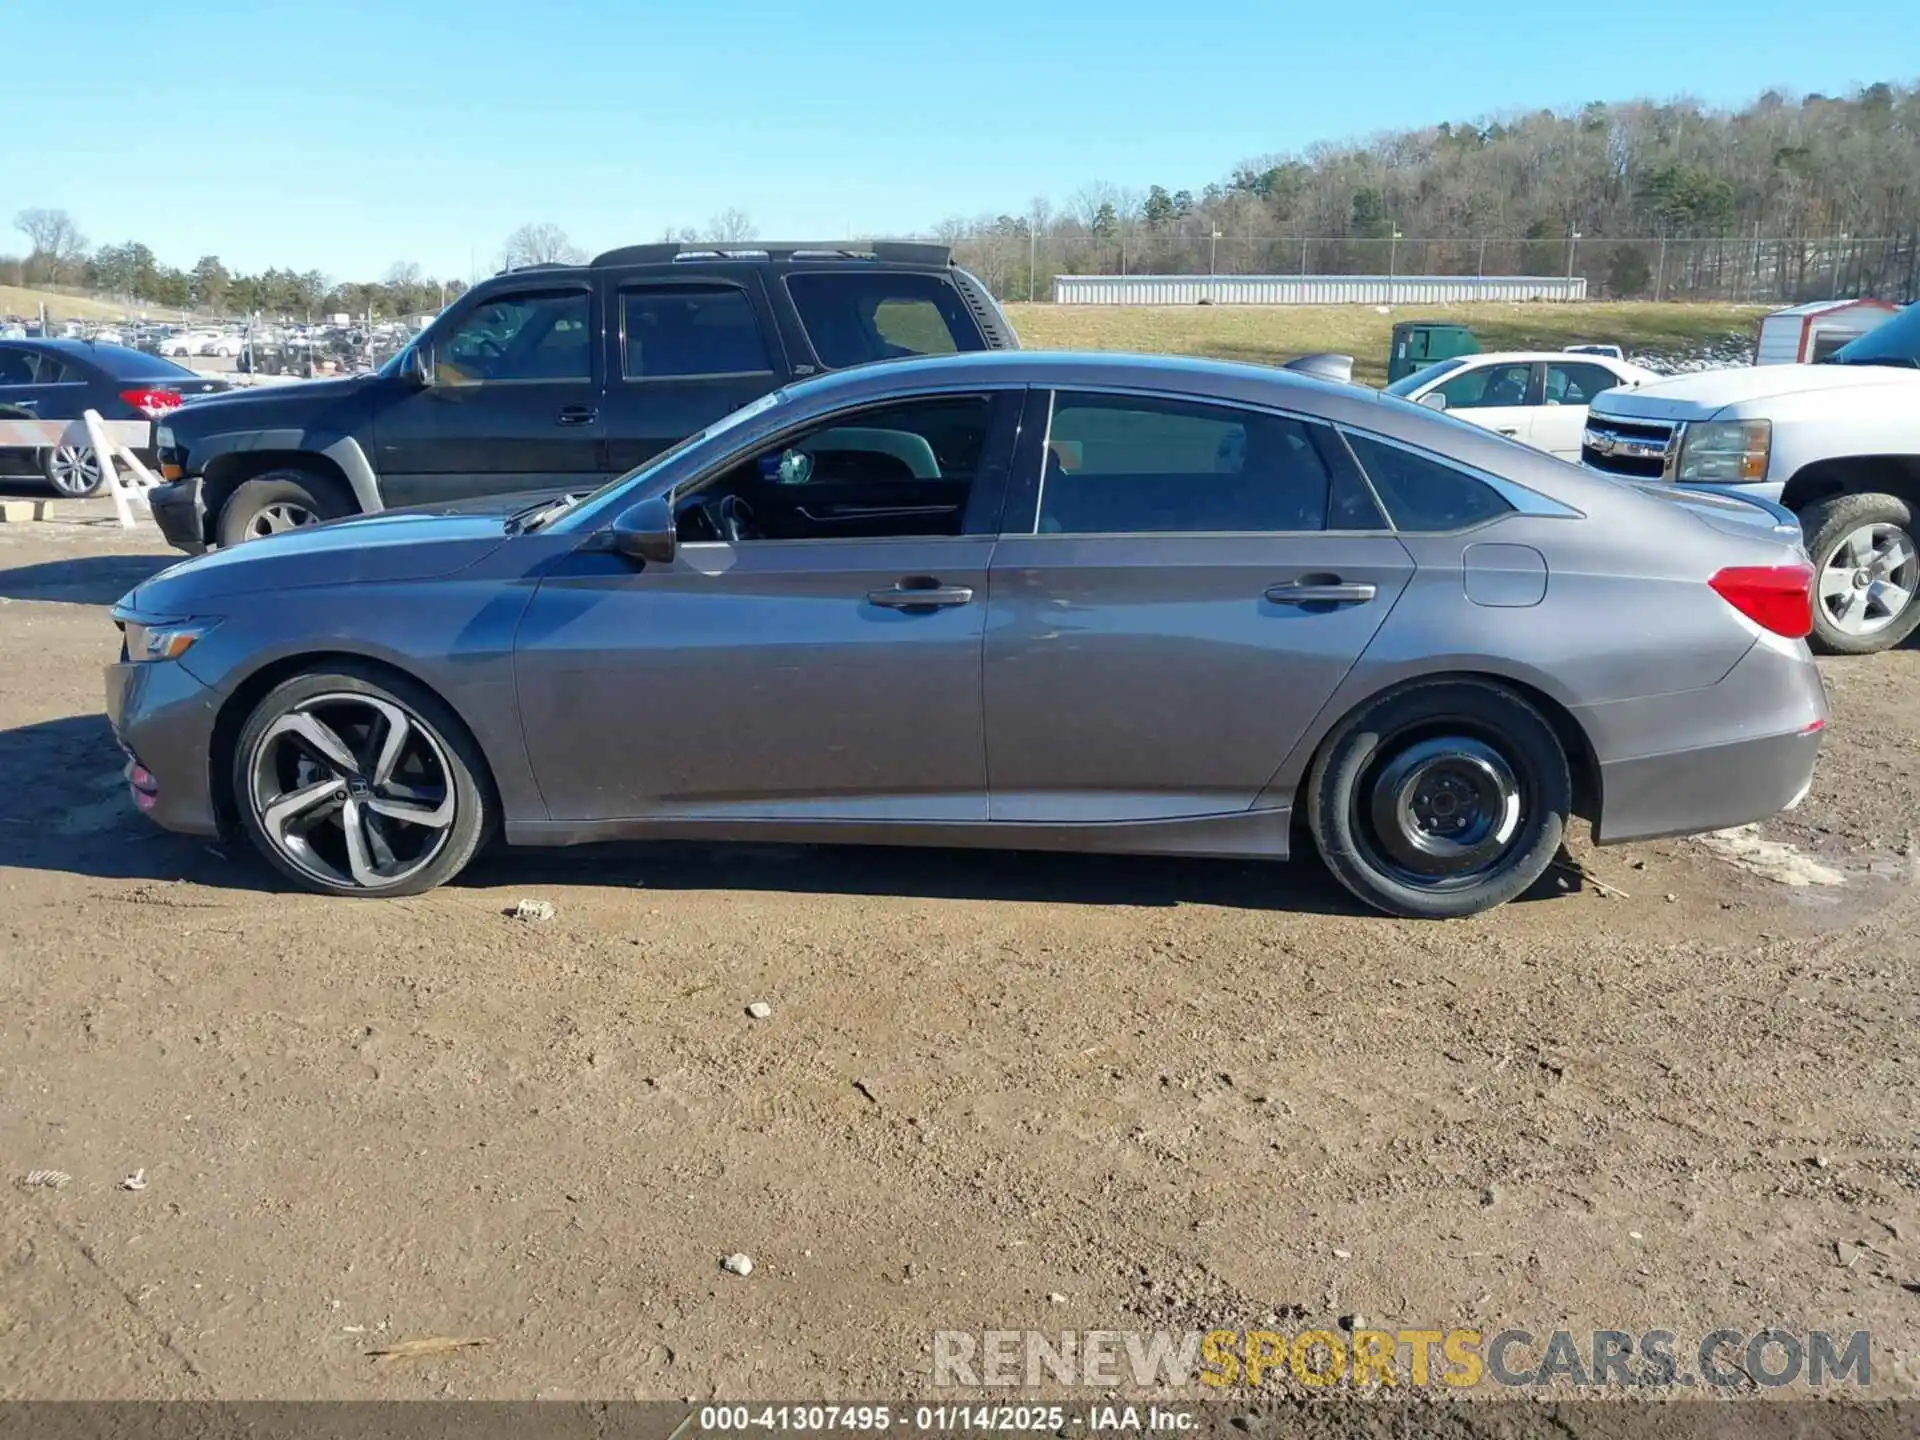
[6,0,1905,282]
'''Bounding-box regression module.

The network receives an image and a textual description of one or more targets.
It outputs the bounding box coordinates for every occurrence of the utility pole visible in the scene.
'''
[1028,226,1036,303]
[1209,228,1221,276]
[1566,228,1581,280]
[1388,229,1402,295]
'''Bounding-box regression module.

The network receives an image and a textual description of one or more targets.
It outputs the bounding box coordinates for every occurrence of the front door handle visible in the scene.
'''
[867,581,974,611]
[1265,581,1377,606]
[1495,427,1520,437]
[555,405,598,426]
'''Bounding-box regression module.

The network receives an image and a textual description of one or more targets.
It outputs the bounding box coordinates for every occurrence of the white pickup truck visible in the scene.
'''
[1583,303,1920,653]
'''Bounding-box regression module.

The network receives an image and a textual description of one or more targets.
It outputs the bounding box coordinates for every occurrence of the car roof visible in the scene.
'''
[0,338,172,372]
[779,348,1391,409]
[1446,350,1641,366]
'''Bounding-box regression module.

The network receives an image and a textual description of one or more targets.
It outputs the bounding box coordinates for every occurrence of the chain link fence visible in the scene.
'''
[952,232,1920,305]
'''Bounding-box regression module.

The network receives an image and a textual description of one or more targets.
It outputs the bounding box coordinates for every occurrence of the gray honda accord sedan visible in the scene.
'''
[105,351,1827,918]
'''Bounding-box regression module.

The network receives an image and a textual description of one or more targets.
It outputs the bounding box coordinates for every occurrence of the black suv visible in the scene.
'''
[149,241,1018,551]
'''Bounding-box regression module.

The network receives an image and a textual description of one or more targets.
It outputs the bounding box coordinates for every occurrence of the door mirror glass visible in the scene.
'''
[1417,390,1448,412]
[610,496,676,564]
[403,344,434,388]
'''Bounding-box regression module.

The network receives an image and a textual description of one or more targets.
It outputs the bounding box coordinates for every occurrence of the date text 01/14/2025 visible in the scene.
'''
[695,1405,1198,1432]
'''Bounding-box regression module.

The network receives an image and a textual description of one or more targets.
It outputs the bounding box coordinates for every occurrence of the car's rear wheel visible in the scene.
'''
[1308,680,1571,919]
[232,666,491,897]
[216,468,350,546]
[43,443,105,497]
[1801,492,1920,655]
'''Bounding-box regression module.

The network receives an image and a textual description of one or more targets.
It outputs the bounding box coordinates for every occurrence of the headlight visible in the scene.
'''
[122,618,217,662]
[1678,419,1772,483]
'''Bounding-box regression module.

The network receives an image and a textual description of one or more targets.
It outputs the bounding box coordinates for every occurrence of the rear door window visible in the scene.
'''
[622,285,774,378]
[1036,392,1334,535]
[1543,361,1621,405]
[785,272,985,368]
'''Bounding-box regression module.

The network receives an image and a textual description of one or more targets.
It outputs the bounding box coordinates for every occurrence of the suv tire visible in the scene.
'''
[217,467,351,546]
[1307,679,1571,919]
[1801,492,1920,655]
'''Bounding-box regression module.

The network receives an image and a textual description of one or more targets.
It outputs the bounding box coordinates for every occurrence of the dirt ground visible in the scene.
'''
[2,493,1918,1406]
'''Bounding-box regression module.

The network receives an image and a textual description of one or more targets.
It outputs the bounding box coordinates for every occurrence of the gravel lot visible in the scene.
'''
[2,495,1918,1403]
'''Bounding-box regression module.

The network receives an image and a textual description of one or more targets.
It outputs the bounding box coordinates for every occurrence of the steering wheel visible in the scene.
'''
[700,494,758,543]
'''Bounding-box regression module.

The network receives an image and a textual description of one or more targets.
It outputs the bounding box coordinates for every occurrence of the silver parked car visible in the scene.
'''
[106,352,1828,918]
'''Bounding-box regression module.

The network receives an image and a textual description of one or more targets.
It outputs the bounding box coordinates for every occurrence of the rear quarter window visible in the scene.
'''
[785,271,985,368]
[1344,432,1514,532]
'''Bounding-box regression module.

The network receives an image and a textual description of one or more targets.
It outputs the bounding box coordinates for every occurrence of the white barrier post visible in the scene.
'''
[81,409,140,530]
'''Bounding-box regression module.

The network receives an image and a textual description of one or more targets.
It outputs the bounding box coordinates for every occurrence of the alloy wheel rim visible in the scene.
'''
[48,445,101,495]
[1361,735,1524,888]
[1819,523,1917,637]
[248,501,319,537]
[247,693,455,890]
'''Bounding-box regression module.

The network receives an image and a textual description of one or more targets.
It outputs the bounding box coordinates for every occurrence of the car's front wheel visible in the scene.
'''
[232,666,492,897]
[1801,492,1920,655]
[1307,680,1571,919]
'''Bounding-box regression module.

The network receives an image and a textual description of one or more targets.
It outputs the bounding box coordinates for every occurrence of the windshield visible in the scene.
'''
[1384,358,1468,396]
[1824,304,1919,367]
[549,389,792,531]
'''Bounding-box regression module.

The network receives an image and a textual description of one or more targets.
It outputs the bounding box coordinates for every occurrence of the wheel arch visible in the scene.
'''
[1779,454,1920,514]
[1281,667,1601,827]
[208,649,502,837]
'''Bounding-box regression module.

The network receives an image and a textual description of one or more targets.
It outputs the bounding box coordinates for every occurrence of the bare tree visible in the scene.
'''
[704,208,758,244]
[385,260,423,289]
[14,208,87,283]
[501,222,585,269]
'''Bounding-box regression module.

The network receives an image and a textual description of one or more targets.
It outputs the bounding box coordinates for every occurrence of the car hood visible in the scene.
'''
[1593,362,1920,419]
[123,498,533,612]
[171,372,381,419]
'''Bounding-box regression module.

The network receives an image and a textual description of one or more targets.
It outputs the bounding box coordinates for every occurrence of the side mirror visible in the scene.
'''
[610,496,676,565]
[1418,390,1449,412]
[403,345,434,388]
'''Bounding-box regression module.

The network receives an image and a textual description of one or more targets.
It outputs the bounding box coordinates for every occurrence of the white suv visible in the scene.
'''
[1384,350,1660,460]
[1583,304,1920,654]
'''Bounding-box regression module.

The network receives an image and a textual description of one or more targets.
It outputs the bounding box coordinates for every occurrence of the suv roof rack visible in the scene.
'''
[591,240,953,268]
[493,260,575,276]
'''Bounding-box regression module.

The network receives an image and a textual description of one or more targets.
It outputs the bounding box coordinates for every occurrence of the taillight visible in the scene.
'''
[1709,563,1813,639]
[120,388,184,418]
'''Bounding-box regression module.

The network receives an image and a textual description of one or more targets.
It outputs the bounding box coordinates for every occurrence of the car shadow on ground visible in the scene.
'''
[0,552,179,606]
[1,713,1586,914]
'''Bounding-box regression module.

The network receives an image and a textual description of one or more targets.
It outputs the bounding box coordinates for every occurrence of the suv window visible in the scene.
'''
[436,290,590,384]
[1435,362,1532,409]
[681,395,995,542]
[622,285,773,379]
[785,272,984,368]
[1543,362,1619,406]
[1038,393,1332,535]
[1344,433,1513,532]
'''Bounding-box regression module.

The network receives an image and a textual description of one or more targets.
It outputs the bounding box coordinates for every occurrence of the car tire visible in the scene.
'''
[42,443,106,497]
[216,468,351,546]
[1307,679,1571,919]
[232,664,492,898]
[1800,492,1920,656]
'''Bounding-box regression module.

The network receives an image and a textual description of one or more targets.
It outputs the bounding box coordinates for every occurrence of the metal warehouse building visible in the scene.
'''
[1051,275,1589,305]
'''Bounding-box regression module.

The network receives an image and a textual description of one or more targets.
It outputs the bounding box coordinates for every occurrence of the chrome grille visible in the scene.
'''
[1583,417,1680,479]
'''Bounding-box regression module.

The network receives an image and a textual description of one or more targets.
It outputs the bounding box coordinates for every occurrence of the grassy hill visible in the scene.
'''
[1003,301,1762,386]
[0,284,138,322]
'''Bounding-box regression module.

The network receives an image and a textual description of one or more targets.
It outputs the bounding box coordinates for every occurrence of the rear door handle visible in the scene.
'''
[1495,427,1520,437]
[1265,581,1377,606]
[555,405,598,426]
[867,582,974,610]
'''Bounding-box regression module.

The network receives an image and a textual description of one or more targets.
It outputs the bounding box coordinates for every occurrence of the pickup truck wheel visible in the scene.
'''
[1802,493,1920,655]
[217,469,351,547]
